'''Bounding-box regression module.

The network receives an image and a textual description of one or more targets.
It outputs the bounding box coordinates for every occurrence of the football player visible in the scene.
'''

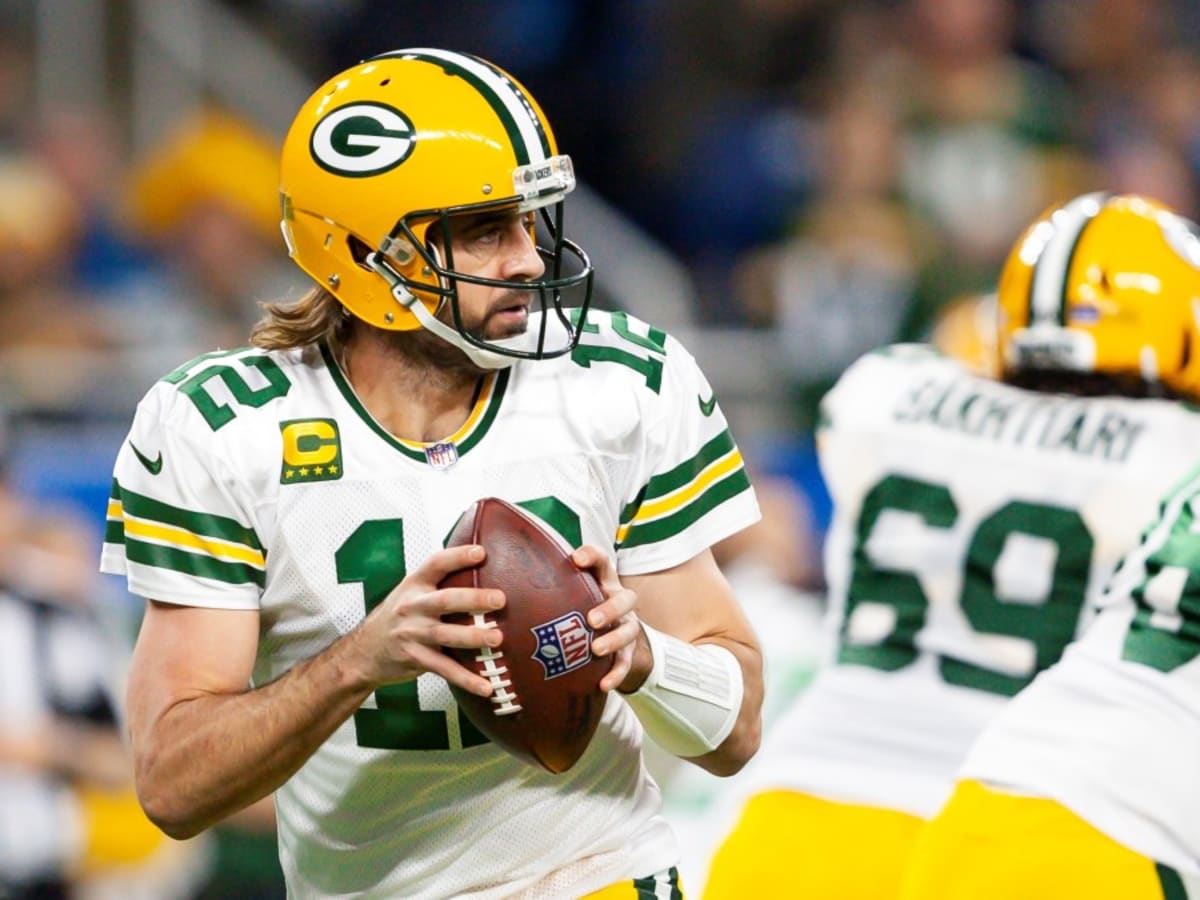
[103,49,764,899]
[703,192,1200,899]
[898,213,1200,897]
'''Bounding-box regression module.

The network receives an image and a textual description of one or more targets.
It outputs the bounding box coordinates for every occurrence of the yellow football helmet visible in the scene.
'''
[997,192,1200,399]
[279,49,593,367]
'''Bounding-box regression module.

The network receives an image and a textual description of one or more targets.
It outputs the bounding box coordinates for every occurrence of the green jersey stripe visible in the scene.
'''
[119,484,263,551]
[623,430,738,524]
[631,866,682,899]
[1156,863,1188,900]
[619,468,752,550]
[104,519,125,545]
[378,49,550,164]
[457,369,510,455]
[619,489,645,531]
[125,535,266,587]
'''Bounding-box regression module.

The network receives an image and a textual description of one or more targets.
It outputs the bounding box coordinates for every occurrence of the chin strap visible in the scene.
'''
[622,624,744,759]
[366,249,519,370]
[390,282,520,370]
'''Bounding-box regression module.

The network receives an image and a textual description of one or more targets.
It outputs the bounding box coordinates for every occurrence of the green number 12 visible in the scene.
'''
[334,498,583,751]
[335,519,489,751]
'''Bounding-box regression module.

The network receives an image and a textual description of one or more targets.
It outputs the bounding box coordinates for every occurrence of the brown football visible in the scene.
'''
[440,497,613,774]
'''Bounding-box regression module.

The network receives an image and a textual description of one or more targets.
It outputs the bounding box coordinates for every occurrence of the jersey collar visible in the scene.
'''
[319,341,510,464]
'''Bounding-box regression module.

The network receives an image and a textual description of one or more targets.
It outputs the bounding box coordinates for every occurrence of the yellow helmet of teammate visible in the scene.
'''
[279,48,593,368]
[997,192,1200,400]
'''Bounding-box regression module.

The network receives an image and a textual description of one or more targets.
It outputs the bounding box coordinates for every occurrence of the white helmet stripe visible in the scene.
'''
[1029,191,1108,326]
[389,48,550,166]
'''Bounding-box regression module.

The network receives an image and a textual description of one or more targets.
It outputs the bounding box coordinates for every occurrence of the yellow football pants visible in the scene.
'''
[899,780,1191,900]
[703,789,924,900]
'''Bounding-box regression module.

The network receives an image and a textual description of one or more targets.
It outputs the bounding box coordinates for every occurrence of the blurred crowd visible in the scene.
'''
[3,0,1200,895]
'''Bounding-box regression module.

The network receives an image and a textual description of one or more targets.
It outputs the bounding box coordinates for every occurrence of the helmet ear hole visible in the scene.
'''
[347,235,373,269]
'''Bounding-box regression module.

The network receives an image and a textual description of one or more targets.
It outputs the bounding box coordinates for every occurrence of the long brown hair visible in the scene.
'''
[250,286,350,351]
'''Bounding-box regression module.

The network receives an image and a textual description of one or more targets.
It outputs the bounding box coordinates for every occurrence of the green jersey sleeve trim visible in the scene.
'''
[106,479,266,586]
[617,429,752,550]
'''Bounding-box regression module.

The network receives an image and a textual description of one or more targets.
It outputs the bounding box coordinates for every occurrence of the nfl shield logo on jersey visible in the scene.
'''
[531,612,593,679]
[425,441,459,470]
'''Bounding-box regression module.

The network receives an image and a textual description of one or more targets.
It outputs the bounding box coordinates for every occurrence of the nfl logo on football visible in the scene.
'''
[532,612,593,678]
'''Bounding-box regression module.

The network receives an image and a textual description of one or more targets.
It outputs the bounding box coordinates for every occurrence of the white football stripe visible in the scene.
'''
[1029,191,1107,325]
[398,47,549,164]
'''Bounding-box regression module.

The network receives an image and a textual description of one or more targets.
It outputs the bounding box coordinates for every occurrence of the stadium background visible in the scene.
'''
[2,0,1199,895]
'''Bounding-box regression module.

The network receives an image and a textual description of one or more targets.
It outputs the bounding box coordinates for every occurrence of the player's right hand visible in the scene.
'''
[342,544,505,698]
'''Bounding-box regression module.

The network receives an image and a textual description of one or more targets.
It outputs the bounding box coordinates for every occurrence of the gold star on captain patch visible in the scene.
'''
[285,470,295,479]
[329,464,339,474]
[299,467,309,477]
[314,465,324,475]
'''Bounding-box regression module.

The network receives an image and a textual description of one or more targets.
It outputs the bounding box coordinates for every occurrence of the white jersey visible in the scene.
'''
[99,310,760,899]
[746,346,1200,818]
[963,465,1200,874]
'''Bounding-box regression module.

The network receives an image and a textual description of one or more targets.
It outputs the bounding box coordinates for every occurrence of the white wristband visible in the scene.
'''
[623,624,744,758]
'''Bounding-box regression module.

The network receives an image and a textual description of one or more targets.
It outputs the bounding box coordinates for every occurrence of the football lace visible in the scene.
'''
[472,615,522,715]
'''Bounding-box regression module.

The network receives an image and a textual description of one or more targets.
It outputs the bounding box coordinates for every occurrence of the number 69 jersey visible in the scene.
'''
[746,345,1200,819]
[99,310,760,900]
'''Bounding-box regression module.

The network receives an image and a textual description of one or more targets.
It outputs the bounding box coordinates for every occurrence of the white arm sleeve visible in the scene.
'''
[622,623,744,758]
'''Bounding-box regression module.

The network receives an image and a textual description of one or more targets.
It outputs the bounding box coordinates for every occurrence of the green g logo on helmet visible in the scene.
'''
[310,102,415,177]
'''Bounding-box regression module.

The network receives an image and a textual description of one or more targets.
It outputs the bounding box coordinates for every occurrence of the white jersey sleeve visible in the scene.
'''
[100,349,282,609]
[579,311,760,575]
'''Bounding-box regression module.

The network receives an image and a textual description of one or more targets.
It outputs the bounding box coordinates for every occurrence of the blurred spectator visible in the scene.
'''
[0,155,81,295]
[31,106,160,298]
[630,0,841,321]
[0,153,122,415]
[122,107,302,348]
[887,0,1086,333]
[65,107,308,401]
[731,72,932,429]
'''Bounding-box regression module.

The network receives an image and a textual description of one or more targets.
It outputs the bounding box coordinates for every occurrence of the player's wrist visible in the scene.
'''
[328,628,382,695]
[616,624,655,694]
[621,624,744,758]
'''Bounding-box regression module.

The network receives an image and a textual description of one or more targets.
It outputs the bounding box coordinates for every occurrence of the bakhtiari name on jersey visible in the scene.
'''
[893,376,1147,462]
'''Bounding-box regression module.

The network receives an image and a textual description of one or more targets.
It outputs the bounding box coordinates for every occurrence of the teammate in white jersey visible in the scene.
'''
[101,50,764,900]
[900,200,1200,899]
[704,192,1200,899]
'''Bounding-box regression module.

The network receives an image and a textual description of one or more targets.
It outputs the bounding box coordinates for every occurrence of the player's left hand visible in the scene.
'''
[571,545,643,692]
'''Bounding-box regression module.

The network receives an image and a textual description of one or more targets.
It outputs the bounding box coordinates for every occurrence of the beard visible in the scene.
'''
[375,286,534,377]
[461,288,533,340]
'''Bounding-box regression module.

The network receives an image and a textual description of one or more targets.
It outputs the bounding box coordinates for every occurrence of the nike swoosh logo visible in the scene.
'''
[698,392,717,417]
[130,442,163,475]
